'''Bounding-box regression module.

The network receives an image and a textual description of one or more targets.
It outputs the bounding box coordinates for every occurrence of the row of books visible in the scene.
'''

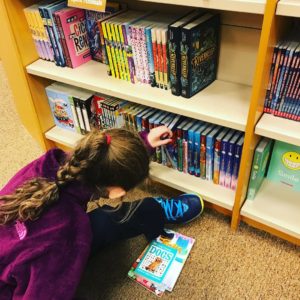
[264,38,300,122]
[25,1,220,98]
[24,1,121,68]
[247,138,300,200]
[45,82,244,190]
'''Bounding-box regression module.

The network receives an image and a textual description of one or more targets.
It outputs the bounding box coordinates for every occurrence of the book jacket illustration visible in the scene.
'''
[128,229,195,296]
[46,87,75,132]
[181,14,220,98]
[267,141,300,191]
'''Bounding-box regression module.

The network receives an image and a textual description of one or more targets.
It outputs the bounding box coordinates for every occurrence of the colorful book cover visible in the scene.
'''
[182,120,197,173]
[45,85,76,132]
[181,13,220,98]
[42,1,68,67]
[219,129,235,186]
[267,140,300,191]
[55,7,92,68]
[205,125,221,181]
[68,0,110,13]
[176,119,190,172]
[200,124,215,179]
[247,138,274,199]
[193,123,209,178]
[128,229,195,295]
[224,131,242,188]
[85,3,119,63]
[188,122,203,175]
[168,10,204,96]
[230,134,244,190]
[213,128,229,184]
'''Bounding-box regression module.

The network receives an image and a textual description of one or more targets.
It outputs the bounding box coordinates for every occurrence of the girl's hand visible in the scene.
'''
[147,126,173,148]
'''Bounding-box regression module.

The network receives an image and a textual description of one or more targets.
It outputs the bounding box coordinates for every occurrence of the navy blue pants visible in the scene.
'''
[88,197,165,253]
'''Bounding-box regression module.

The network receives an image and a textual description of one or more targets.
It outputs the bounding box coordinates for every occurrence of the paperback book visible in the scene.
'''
[128,229,195,297]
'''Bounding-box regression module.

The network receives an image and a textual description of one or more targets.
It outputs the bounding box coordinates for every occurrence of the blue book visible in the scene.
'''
[41,1,67,67]
[160,114,176,165]
[134,107,151,132]
[182,120,197,173]
[205,125,221,181]
[213,127,229,184]
[45,85,76,132]
[230,134,244,190]
[219,129,235,186]
[193,123,209,177]
[188,121,203,175]
[145,26,156,87]
[224,131,242,188]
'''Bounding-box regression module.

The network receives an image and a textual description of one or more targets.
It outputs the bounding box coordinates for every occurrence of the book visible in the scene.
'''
[128,229,195,296]
[54,7,91,68]
[224,131,242,188]
[230,134,244,190]
[182,120,197,173]
[219,129,235,186]
[200,124,215,179]
[267,140,300,192]
[168,10,204,96]
[68,0,111,12]
[45,84,76,132]
[213,127,229,184]
[247,138,273,200]
[180,13,220,98]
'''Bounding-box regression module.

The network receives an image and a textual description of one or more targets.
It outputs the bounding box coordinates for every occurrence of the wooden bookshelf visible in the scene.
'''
[1,0,299,245]
[255,114,300,147]
[277,0,300,17]
[27,59,251,131]
[241,180,300,240]
[46,125,236,210]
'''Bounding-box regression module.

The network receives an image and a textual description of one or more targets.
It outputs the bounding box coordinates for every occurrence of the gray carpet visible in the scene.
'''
[0,61,299,300]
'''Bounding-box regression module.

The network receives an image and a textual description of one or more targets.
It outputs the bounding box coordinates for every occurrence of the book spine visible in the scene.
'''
[161,28,169,90]
[230,141,243,190]
[74,97,86,134]
[188,130,195,175]
[113,22,125,80]
[119,23,130,82]
[206,136,214,181]
[200,133,207,179]
[224,142,235,188]
[247,150,262,200]
[194,131,200,177]
[213,138,222,184]
[156,28,164,89]
[151,27,159,87]
[54,13,73,68]
[180,27,190,98]
[146,27,155,86]
[183,129,189,173]
[102,21,116,77]
[131,25,140,83]
[109,22,121,79]
[169,25,181,96]
[124,24,136,84]
[219,139,228,186]
[68,94,81,134]
[98,19,107,64]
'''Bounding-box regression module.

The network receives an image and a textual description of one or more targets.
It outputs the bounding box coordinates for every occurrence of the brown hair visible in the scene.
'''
[0,128,150,225]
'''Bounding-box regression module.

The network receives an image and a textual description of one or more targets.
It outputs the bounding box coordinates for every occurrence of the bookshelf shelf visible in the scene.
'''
[276,0,300,17]
[45,126,236,210]
[27,59,251,132]
[255,114,300,147]
[138,0,266,14]
[241,180,300,239]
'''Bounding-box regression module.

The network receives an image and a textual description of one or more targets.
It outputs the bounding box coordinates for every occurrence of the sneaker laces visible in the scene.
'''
[157,198,189,221]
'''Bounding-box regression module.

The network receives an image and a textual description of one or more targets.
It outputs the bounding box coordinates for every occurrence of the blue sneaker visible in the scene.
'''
[154,194,204,224]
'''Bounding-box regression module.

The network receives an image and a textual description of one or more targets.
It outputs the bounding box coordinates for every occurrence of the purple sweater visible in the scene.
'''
[0,132,153,300]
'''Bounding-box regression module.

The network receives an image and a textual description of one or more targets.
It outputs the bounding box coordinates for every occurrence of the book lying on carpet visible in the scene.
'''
[128,229,195,297]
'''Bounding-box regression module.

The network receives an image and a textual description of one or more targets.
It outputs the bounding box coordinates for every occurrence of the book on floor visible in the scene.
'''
[128,229,195,297]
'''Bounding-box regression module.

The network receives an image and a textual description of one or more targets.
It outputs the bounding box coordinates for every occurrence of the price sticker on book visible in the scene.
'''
[68,0,107,12]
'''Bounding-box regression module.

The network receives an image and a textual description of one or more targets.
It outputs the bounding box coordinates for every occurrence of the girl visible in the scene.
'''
[0,126,203,300]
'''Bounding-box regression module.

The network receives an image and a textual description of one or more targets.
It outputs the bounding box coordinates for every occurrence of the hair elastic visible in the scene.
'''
[106,134,112,145]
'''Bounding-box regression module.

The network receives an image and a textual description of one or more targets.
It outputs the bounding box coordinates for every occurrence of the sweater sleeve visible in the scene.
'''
[139,131,155,155]
[10,243,90,300]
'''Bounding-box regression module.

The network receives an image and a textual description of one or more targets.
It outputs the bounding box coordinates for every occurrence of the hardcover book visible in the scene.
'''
[128,229,195,297]
[180,13,220,98]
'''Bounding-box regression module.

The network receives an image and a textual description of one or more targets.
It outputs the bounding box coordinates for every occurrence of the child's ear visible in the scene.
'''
[107,186,126,199]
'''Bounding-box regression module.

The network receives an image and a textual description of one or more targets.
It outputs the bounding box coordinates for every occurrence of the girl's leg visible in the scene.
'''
[88,197,165,253]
